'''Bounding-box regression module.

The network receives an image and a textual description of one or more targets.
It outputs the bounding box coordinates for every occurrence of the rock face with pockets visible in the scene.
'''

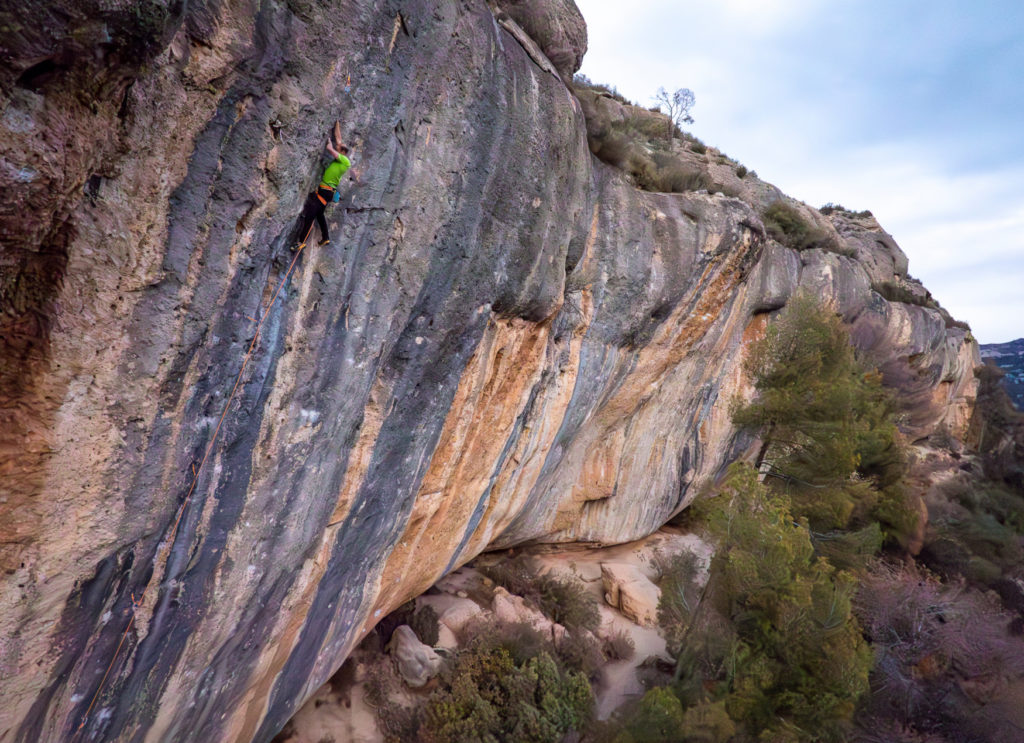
[0,1,977,741]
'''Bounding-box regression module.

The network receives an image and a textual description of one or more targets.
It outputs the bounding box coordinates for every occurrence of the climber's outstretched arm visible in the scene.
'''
[326,139,344,160]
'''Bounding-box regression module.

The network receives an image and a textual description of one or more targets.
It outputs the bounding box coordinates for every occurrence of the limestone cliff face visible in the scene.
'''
[0,1,976,742]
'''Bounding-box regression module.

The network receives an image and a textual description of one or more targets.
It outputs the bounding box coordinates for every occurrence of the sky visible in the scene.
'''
[575,0,1024,343]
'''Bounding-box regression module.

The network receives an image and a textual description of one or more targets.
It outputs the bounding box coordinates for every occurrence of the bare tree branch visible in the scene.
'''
[653,86,695,140]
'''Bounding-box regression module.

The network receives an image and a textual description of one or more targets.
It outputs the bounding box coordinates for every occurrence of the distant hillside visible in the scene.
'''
[981,338,1024,409]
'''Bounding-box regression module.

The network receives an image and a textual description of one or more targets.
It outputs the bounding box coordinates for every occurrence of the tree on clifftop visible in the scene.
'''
[653,86,695,139]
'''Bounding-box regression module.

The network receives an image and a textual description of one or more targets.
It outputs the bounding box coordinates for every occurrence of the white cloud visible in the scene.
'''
[574,0,1024,342]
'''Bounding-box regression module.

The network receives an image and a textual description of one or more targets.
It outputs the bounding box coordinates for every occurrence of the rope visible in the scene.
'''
[77,242,306,732]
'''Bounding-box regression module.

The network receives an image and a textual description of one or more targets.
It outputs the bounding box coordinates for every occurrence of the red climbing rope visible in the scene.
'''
[77,242,306,731]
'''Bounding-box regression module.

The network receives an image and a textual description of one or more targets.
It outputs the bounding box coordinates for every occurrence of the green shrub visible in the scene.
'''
[925,482,1024,586]
[590,131,632,168]
[373,601,415,651]
[364,661,422,742]
[735,165,748,179]
[555,630,606,679]
[635,160,712,193]
[611,687,686,743]
[460,619,550,664]
[812,523,884,571]
[537,572,601,632]
[761,201,836,252]
[820,203,873,218]
[626,112,672,142]
[572,74,633,106]
[680,700,736,743]
[481,558,600,632]
[420,645,592,743]
[689,140,707,155]
[480,555,535,596]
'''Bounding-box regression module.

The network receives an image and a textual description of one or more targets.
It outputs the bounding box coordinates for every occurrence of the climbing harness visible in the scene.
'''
[76,242,307,733]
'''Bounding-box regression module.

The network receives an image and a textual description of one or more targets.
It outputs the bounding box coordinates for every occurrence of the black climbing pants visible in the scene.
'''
[297,186,334,244]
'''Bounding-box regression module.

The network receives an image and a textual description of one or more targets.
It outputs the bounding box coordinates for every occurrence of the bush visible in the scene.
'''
[555,630,606,679]
[364,661,422,742]
[734,165,748,179]
[572,74,633,106]
[634,159,712,193]
[481,558,601,632]
[762,201,836,252]
[480,555,535,598]
[603,630,637,662]
[609,687,685,743]
[537,572,601,632]
[373,601,415,651]
[871,280,939,309]
[923,478,1024,590]
[420,645,592,743]
[812,523,884,571]
[627,112,673,142]
[680,700,736,743]
[854,563,1024,741]
[459,618,550,664]
[688,140,707,155]
[820,202,873,218]
[590,131,632,168]
[943,313,971,331]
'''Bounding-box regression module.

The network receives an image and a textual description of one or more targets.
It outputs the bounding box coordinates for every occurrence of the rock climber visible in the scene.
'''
[295,139,350,249]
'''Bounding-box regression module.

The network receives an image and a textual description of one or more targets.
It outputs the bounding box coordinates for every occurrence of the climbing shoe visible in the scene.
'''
[292,242,305,252]
[318,238,330,247]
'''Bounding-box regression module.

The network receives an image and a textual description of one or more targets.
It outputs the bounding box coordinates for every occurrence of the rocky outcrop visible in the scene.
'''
[385,626,440,688]
[0,1,976,743]
[601,563,661,627]
[493,0,588,80]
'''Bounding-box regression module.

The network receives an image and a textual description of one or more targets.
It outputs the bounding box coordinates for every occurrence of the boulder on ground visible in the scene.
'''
[601,562,661,627]
[386,625,441,688]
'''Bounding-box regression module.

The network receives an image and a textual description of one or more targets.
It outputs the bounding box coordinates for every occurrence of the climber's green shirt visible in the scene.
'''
[320,155,350,189]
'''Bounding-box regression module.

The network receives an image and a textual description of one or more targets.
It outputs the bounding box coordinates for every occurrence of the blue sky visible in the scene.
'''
[575,0,1024,343]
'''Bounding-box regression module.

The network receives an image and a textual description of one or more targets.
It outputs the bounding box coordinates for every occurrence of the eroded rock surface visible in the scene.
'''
[0,0,976,741]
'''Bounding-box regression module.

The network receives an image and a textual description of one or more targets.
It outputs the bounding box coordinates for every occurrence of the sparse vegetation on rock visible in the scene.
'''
[820,202,873,218]
[481,556,601,633]
[761,201,839,253]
